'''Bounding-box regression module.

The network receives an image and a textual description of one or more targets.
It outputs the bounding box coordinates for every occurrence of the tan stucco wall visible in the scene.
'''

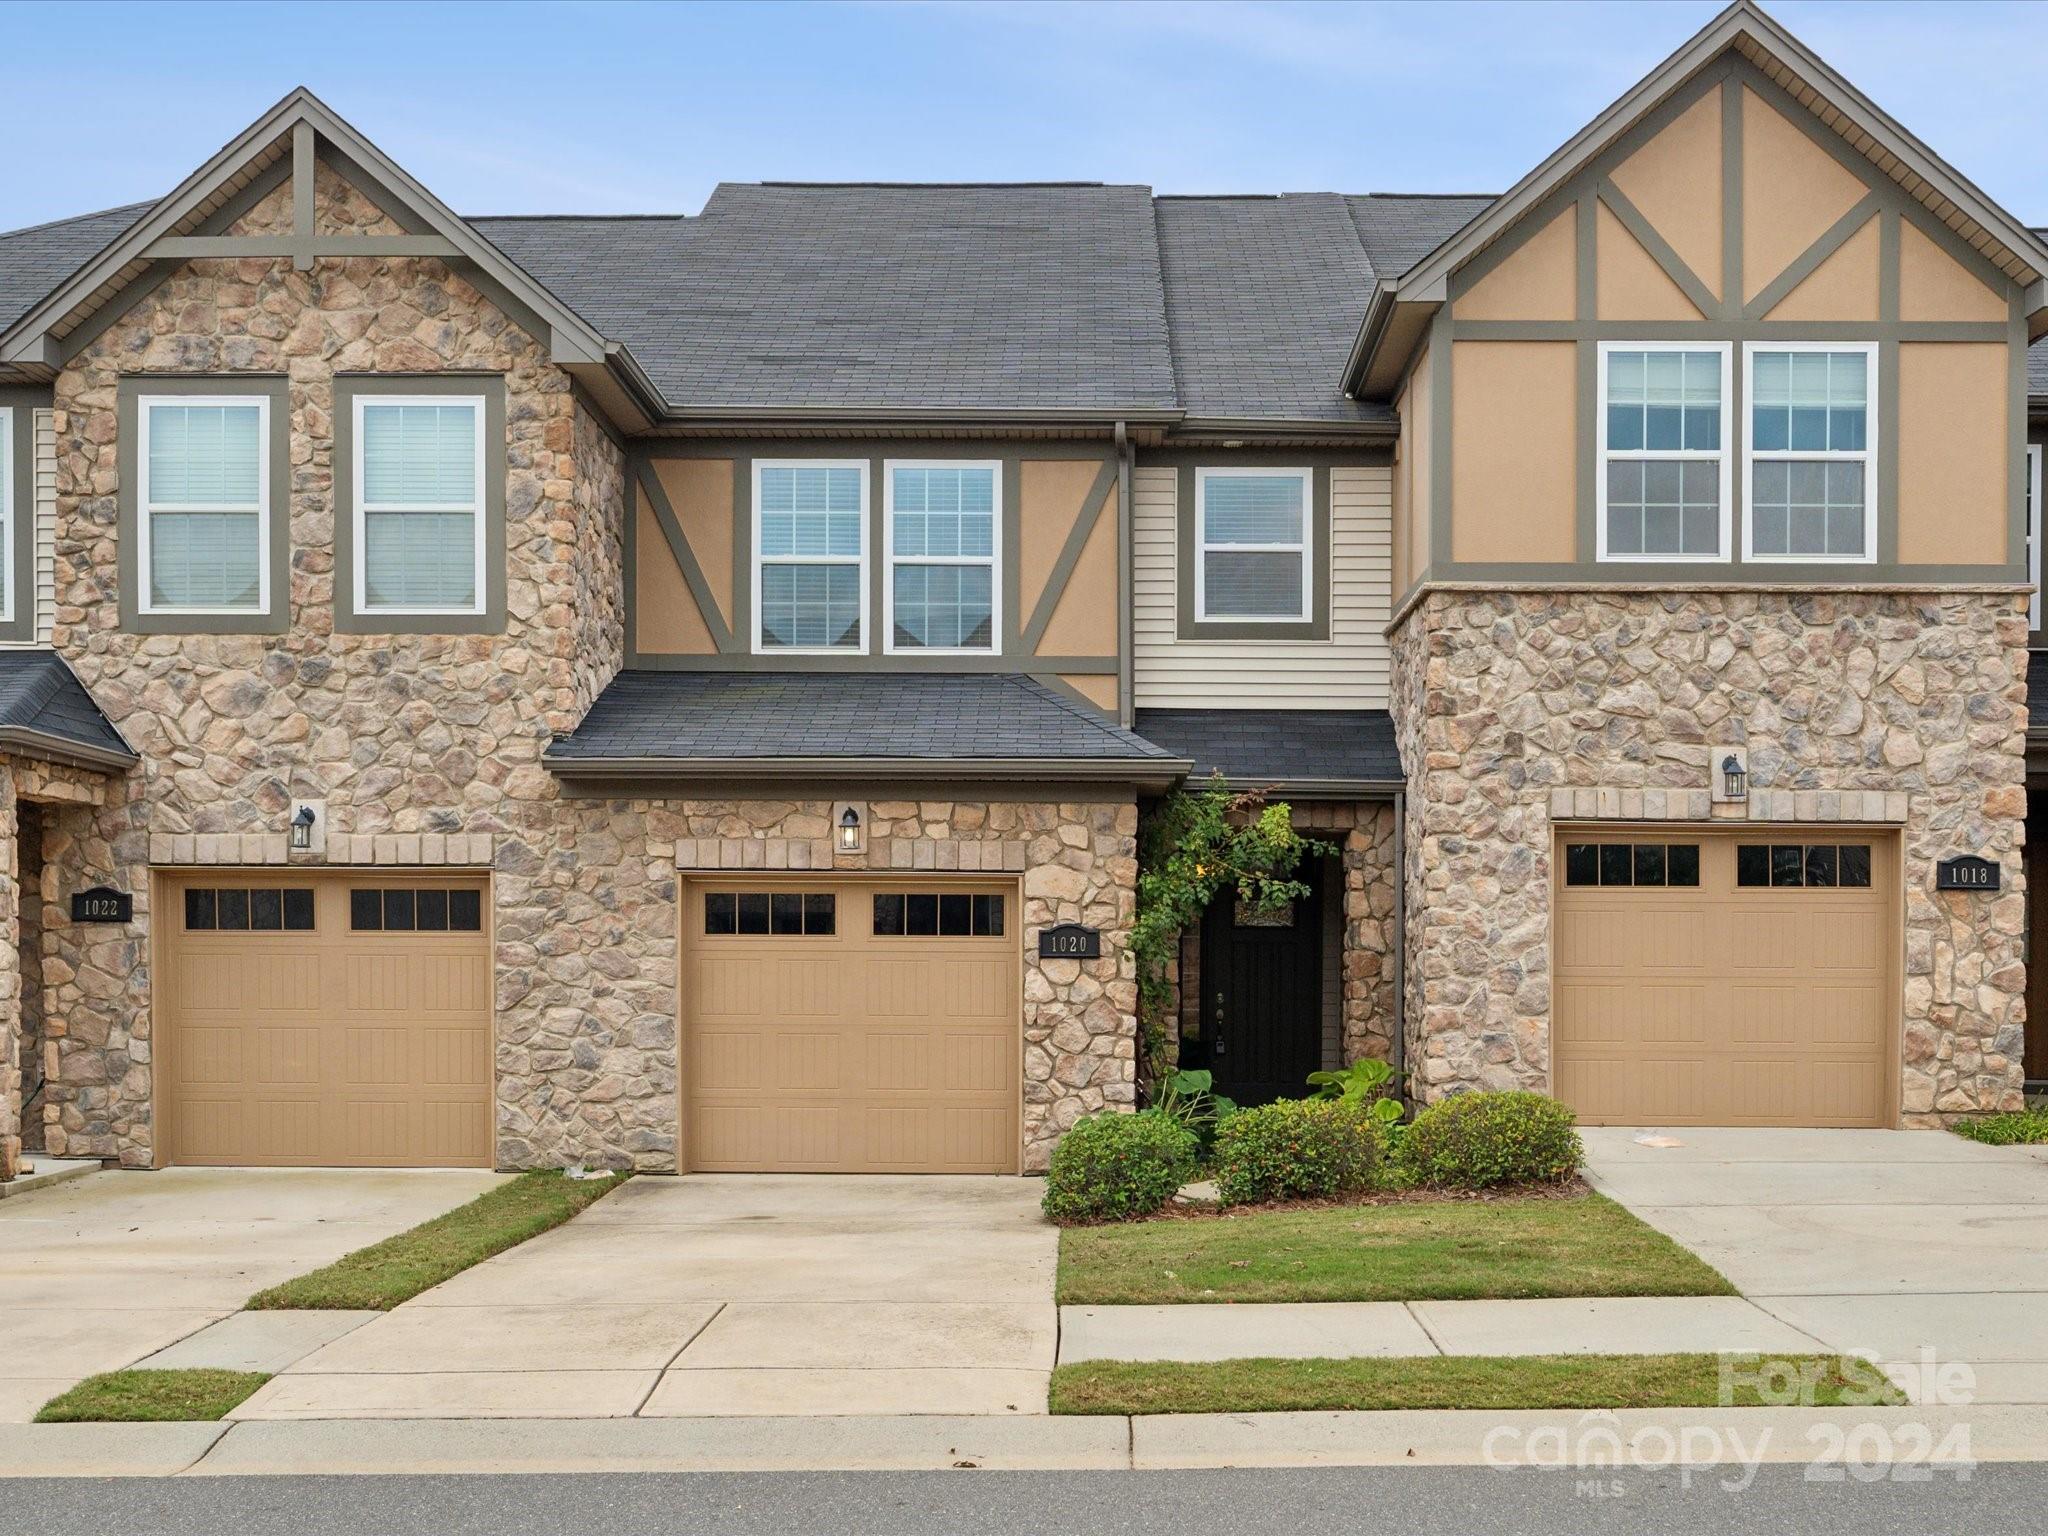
[1595,201,1703,322]
[1034,490,1118,661]
[653,458,735,629]
[1018,460,1104,631]
[1899,221,2008,323]
[1609,85,1722,300]
[1449,342,1576,565]
[635,485,716,655]
[1741,84,1869,304]
[1764,214,1880,322]
[1897,342,2008,567]
[1455,208,1576,322]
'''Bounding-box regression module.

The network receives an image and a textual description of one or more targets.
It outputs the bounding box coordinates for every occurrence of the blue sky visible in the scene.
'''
[3,1,2042,230]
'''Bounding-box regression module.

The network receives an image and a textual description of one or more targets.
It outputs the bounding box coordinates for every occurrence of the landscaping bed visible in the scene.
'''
[1048,1353,1902,1415]
[35,1369,269,1423]
[1056,1192,1734,1305]
[248,1169,629,1310]
[1951,1108,2048,1146]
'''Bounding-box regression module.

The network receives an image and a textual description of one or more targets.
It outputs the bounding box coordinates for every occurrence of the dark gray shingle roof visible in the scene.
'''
[1135,708,1401,790]
[1348,194,1495,281]
[1155,195,1384,425]
[550,670,1178,766]
[0,651,136,766]
[0,203,151,333]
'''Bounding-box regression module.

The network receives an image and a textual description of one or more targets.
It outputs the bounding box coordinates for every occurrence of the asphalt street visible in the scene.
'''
[4,1464,2042,1535]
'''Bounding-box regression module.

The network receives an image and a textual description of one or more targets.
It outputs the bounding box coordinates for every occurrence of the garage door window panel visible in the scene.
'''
[184,886,317,931]
[1563,842,1700,887]
[703,891,836,936]
[872,891,1004,937]
[351,887,485,931]
[1736,843,1873,888]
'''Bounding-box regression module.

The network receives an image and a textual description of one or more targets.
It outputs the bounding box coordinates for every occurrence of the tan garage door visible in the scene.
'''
[159,875,492,1167]
[1553,831,1895,1127]
[681,878,1019,1173]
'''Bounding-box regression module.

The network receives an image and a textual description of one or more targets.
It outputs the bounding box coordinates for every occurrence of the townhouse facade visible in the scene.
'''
[0,1,2041,1180]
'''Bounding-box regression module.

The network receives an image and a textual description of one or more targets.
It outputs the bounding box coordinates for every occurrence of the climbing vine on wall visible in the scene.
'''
[1131,774,1328,1084]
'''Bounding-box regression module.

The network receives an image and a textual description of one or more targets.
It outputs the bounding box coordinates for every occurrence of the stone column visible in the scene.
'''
[1341,803,1399,1067]
[0,762,19,1179]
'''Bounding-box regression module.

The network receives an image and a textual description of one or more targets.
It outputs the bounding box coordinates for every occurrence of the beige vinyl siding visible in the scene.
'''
[1,408,57,650]
[1133,463,1391,708]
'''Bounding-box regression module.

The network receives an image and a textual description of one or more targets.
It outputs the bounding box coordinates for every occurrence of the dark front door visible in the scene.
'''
[2029,792,2048,1084]
[1191,874,1324,1106]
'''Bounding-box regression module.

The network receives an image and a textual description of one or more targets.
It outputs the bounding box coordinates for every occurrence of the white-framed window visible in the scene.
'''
[884,460,999,653]
[353,395,486,615]
[0,407,13,625]
[1194,466,1313,622]
[753,460,868,653]
[2028,443,2042,631]
[1742,342,1877,564]
[137,394,269,614]
[1596,342,1731,561]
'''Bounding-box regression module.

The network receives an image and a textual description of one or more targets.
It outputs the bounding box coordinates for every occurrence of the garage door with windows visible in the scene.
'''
[158,875,492,1167]
[681,878,1019,1173]
[1552,831,1895,1127]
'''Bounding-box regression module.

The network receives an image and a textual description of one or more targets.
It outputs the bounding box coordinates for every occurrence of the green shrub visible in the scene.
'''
[1043,1112,1199,1225]
[1211,1098,1384,1207]
[1401,1091,1582,1189]
[1950,1108,2048,1146]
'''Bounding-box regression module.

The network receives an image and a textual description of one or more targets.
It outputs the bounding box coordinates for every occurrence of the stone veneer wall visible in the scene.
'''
[670,796,1139,1170]
[41,159,635,1166]
[1389,588,2029,1120]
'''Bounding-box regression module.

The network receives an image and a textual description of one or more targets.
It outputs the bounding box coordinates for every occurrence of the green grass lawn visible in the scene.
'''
[1951,1108,2048,1146]
[35,1369,270,1423]
[1056,1193,1733,1304]
[1048,1354,1902,1415]
[247,1169,630,1310]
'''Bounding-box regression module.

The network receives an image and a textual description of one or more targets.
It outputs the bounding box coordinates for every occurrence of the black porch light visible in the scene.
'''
[838,805,862,852]
[290,804,317,851]
[1720,753,1747,803]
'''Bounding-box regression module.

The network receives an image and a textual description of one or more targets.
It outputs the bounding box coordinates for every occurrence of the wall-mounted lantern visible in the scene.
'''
[1719,753,1748,804]
[836,803,865,855]
[289,804,318,851]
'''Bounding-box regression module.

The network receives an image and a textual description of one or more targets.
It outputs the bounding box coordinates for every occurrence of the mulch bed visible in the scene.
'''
[1150,1174,1593,1222]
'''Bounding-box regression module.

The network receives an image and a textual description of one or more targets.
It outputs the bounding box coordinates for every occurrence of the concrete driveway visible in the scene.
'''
[234,1175,1058,1420]
[0,1167,507,1422]
[1582,1126,2048,1404]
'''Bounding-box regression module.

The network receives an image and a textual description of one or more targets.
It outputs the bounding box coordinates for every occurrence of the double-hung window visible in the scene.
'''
[1743,344,1876,563]
[754,461,867,652]
[1597,344,1730,561]
[138,395,269,613]
[1194,467,1312,622]
[886,461,999,652]
[354,396,486,614]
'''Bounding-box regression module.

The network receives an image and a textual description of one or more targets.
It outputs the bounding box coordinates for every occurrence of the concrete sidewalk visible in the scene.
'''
[6,1405,2047,1477]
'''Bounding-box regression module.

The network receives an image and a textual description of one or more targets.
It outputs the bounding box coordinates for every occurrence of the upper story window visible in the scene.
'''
[353,396,486,615]
[886,461,999,653]
[1194,467,1312,622]
[1743,345,1875,564]
[138,395,270,614]
[1597,344,1729,561]
[754,461,866,653]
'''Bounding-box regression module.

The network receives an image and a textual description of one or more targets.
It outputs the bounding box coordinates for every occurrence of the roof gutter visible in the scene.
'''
[1116,420,1135,729]
[542,753,1195,794]
[0,727,137,774]
[644,404,1186,428]
[1340,281,1397,398]
[1208,775,1404,800]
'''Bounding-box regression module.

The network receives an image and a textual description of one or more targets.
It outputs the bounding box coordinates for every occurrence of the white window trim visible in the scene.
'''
[2028,443,2042,632]
[1193,465,1314,623]
[751,458,870,656]
[1595,341,1733,564]
[0,407,13,626]
[351,393,488,617]
[1740,340,1879,567]
[882,458,1002,656]
[136,392,271,617]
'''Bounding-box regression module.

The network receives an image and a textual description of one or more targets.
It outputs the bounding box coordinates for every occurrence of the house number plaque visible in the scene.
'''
[1038,923,1101,960]
[71,886,133,924]
[1934,855,2000,893]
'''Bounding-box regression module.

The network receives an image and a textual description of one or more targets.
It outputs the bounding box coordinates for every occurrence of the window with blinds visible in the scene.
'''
[355,397,484,612]
[1744,345,1876,563]
[887,461,998,652]
[0,408,11,622]
[140,398,267,612]
[755,461,866,651]
[1194,468,1311,622]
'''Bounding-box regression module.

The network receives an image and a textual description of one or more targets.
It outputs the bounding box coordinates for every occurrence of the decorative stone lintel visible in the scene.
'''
[147,832,498,866]
[1547,786,1909,825]
[676,836,1031,873]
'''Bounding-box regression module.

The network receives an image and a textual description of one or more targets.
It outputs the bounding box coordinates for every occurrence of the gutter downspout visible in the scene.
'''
[1391,788,1407,1104]
[1115,420,1135,729]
